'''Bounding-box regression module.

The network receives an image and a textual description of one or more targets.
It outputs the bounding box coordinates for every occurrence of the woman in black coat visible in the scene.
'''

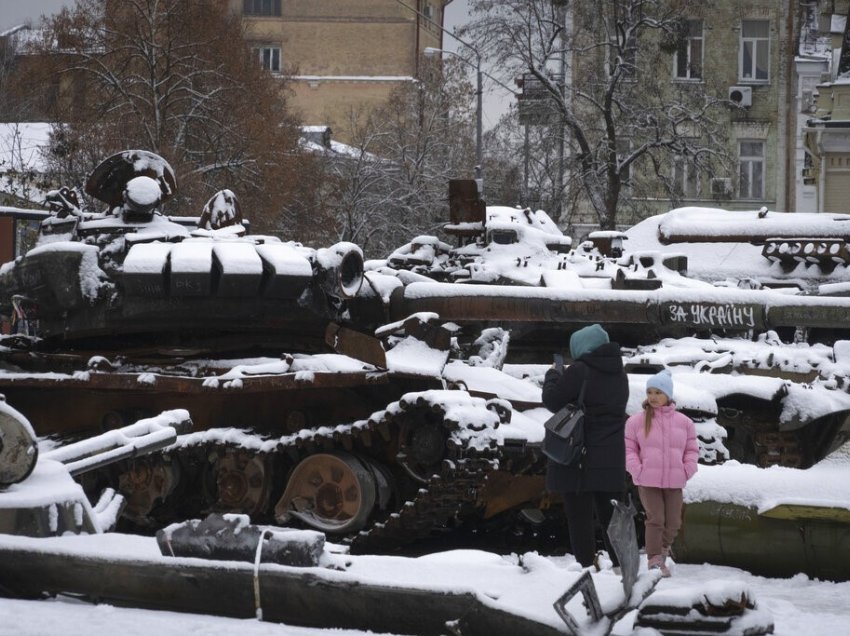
[542,323,629,568]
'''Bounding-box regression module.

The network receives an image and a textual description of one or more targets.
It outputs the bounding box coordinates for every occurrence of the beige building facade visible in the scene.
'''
[801,2,850,214]
[644,1,800,213]
[561,0,831,234]
[230,0,451,142]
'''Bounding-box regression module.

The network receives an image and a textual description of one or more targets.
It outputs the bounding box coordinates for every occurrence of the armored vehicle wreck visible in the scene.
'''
[0,152,548,552]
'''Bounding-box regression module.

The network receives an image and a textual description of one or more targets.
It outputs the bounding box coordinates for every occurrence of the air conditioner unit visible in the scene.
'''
[728,86,753,108]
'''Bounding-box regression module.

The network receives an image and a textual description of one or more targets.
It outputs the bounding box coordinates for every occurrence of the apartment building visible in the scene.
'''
[800,2,850,213]
[638,1,801,215]
[553,1,830,232]
[231,0,451,142]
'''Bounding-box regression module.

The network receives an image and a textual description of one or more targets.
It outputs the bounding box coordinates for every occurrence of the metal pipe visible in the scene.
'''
[43,410,192,476]
[676,500,850,581]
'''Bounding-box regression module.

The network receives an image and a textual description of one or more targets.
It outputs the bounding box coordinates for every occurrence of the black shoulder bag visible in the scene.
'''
[542,367,587,466]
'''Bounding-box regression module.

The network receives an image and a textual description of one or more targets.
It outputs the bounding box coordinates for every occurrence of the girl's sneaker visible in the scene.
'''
[647,555,672,577]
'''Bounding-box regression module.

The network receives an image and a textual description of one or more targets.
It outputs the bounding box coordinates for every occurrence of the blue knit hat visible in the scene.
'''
[569,324,610,360]
[646,369,673,400]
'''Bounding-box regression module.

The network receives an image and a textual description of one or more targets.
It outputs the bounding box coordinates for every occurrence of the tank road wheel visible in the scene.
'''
[274,452,377,533]
[209,449,274,516]
[396,411,449,483]
[0,407,38,487]
[118,455,180,526]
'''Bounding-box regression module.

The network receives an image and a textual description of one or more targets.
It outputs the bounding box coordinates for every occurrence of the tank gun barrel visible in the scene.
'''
[43,410,192,477]
[390,283,850,332]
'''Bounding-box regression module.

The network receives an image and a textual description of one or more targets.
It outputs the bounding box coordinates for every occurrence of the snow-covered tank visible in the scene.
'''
[4,155,850,558]
[364,185,850,470]
[0,152,550,553]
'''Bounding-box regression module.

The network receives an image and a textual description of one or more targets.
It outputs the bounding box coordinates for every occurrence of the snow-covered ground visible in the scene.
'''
[2,444,850,636]
[0,551,848,635]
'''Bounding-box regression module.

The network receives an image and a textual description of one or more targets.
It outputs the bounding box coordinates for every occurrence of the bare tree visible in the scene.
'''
[462,0,732,229]
[28,0,308,233]
[483,105,561,212]
[311,58,476,257]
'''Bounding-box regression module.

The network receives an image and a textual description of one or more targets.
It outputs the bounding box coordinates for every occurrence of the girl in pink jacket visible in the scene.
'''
[624,369,698,577]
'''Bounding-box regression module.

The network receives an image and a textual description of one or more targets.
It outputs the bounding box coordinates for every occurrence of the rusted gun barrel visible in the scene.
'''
[390,282,850,332]
[42,409,192,476]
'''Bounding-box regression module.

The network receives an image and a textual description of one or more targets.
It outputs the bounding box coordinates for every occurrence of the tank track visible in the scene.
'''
[349,454,497,554]
[108,390,506,553]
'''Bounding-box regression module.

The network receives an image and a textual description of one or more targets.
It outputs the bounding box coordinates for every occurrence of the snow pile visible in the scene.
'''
[385,336,449,375]
[658,207,850,241]
[685,445,850,513]
[123,242,172,274]
[124,176,161,207]
[212,242,263,276]
[255,243,313,277]
[626,207,850,288]
[26,241,108,301]
[169,240,213,273]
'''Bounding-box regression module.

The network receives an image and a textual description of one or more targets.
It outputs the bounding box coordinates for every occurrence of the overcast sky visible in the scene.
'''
[1,0,512,127]
[0,0,68,32]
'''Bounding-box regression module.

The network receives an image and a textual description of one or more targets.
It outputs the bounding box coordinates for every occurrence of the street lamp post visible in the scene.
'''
[423,46,483,195]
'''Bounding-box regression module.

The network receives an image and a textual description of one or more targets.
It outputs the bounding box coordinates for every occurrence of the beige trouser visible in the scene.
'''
[638,485,683,558]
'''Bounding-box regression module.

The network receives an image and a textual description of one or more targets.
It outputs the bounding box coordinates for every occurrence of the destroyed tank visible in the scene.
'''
[0,152,546,553]
[360,181,850,470]
[3,154,850,553]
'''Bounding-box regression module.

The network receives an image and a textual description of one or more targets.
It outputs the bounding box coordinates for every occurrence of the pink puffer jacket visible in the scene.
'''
[625,404,698,489]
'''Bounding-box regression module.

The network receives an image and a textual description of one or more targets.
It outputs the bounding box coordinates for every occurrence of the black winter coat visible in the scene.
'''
[541,341,629,493]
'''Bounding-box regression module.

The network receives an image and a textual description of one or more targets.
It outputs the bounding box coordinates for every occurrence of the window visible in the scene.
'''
[738,140,764,199]
[740,20,769,82]
[244,0,281,16]
[254,46,281,73]
[419,1,433,20]
[673,155,700,197]
[674,20,703,80]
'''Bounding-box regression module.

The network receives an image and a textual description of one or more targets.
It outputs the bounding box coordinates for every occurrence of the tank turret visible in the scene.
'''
[0,150,365,352]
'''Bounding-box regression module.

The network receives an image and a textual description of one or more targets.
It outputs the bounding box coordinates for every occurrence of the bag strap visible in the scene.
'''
[575,364,588,408]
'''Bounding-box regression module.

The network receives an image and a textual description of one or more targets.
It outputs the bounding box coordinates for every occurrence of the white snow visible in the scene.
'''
[123,242,172,275]
[0,524,849,635]
[124,176,161,206]
[254,243,312,277]
[169,240,213,273]
[685,445,850,513]
[657,207,850,240]
[625,208,850,289]
[0,459,86,510]
[212,242,263,276]
[385,336,449,375]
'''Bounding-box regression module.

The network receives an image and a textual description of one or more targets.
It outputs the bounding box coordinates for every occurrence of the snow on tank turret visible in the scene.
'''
[0,149,365,350]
